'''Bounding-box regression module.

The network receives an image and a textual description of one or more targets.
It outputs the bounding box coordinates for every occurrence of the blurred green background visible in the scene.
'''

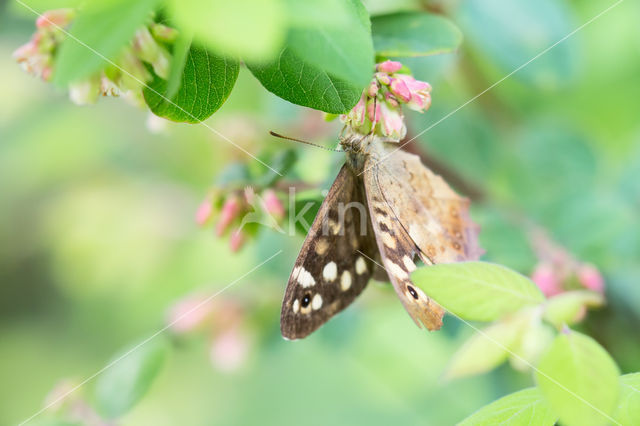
[1,0,639,425]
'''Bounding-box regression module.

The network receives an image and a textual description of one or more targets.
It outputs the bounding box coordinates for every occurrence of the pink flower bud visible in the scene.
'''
[389,78,412,102]
[379,101,406,140]
[210,328,249,372]
[377,60,402,73]
[167,294,214,333]
[384,92,399,108]
[375,72,391,86]
[195,199,213,226]
[12,41,37,62]
[367,81,379,97]
[395,73,431,93]
[367,99,381,123]
[229,229,246,252]
[36,9,74,29]
[531,262,561,297]
[216,196,240,236]
[577,263,605,293]
[262,189,285,221]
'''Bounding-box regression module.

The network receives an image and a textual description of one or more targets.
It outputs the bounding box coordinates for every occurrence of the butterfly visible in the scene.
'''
[280,132,482,339]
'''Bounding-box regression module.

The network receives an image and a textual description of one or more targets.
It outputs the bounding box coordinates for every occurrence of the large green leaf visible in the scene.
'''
[54,0,160,85]
[286,0,374,88]
[247,48,362,114]
[371,12,462,58]
[444,313,529,380]
[411,262,545,322]
[536,330,620,426]
[459,388,557,426]
[615,373,640,426]
[143,45,239,123]
[167,0,285,61]
[94,338,168,418]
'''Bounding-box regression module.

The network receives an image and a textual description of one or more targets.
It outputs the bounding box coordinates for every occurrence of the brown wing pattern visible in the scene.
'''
[281,164,378,340]
[363,158,446,331]
[378,149,482,264]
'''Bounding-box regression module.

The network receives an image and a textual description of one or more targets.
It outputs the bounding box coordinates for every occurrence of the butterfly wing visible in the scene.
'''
[363,150,481,330]
[376,149,482,264]
[281,164,378,339]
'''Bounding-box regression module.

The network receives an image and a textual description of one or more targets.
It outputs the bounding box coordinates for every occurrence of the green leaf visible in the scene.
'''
[543,290,605,328]
[164,34,192,99]
[536,330,620,426]
[411,262,545,322]
[53,0,160,86]
[459,387,557,426]
[247,48,362,114]
[143,45,239,123]
[286,0,374,88]
[168,0,285,61]
[444,313,529,380]
[94,338,168,419]
[615,373,640,426]
[371,12,462,58]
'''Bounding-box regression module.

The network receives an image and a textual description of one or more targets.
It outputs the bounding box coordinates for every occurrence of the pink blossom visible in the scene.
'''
[195,199,213,226]
[384,92,399,108]
[229,229,245,252]
[262,189,284,221]
[367,81,379,97]
[216,196,240,236]
[210,328,249,372]
[379,101,406,140]
[350,95,367,127]
[531,262,561,297]
[36,9,74,29]
[375,72,391,85]
[577,263,605,293]
[395,73,431,92]
[367,99,381,123]
[389,78,411,102]
[377,60,402,73]
[167,294,214,333]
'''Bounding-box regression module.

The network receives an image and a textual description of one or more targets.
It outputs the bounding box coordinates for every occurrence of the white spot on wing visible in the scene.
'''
[403,255,416,272]
[312,294,323,310]
[296,267,316,287]
[355,257,367,275]
[323,262,338,282]
[292,299,300,313]
[340,270,352,291]
[381,232,397,249]
[385,259,408,280]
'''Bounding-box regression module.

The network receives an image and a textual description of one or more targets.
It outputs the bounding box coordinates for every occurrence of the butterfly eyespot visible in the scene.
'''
[407,285,419,300]
[301,294,311,308]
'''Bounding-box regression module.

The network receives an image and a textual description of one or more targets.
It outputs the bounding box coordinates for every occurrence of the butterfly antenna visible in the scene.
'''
[269,131,342,152]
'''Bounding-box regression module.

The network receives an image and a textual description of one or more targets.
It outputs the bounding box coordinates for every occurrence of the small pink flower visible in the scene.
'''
[377,60,402,73]
[531,262,561,297]
[395,73,431,93]
[577,263,605,293]
[229,229,245,252]
[367,81,379,97]
[389,78,411,102]
[36,9,74,29]
[375,72,391,86]
[195,199,213,226]
[379,101,406,140]
[262,189,284,221]
[367,98,381,123]
[350,95,367,127]
[216,196,240,236]
[167,294,214,333]
[210,328,249,372]
[384,92,399,108]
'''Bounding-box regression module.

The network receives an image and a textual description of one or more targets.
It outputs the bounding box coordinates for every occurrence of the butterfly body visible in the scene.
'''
[281,133,481,339]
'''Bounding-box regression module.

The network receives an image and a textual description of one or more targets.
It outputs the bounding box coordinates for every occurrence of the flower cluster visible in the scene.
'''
[196,187,285,252]
[341,60,432,141]
[529,231,605,297]
[167,295,252,372]
[13,9,75,82]
[13,9,174,107]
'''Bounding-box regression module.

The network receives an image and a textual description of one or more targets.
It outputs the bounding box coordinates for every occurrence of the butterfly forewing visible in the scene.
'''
[281,164,378,339]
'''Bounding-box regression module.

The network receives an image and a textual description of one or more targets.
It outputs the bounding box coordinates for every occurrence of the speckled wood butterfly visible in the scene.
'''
[280,133,482,339]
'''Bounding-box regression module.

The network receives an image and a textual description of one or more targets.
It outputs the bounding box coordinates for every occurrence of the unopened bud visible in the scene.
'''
[216,196,241,236]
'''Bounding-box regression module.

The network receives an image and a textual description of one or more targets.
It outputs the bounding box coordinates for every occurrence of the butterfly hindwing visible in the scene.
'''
[280,164,378,339]
[363,157,446,331]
